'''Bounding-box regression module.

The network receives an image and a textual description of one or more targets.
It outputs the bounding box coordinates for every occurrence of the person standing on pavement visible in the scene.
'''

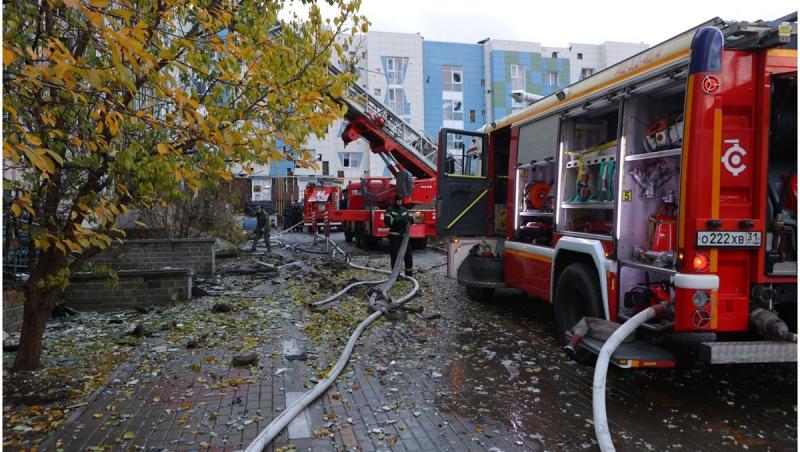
[384,194,413,276]
[251,206,271,252]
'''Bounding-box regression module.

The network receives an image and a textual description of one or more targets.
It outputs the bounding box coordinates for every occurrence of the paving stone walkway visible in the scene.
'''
[32,234,798,451]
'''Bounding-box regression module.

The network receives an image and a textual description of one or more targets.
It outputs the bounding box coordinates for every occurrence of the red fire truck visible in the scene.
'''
[337,176,436,250]
[303,182,343,232]
[303,70,440,250]
[438,16,797,367]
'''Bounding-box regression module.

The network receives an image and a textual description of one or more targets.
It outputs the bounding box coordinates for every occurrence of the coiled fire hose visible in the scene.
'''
[245,229,419,452]
[593,302,670,452]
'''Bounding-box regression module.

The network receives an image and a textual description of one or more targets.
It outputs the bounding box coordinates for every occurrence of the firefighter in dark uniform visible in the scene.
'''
[384,194,413,276]
[251,206,271,252]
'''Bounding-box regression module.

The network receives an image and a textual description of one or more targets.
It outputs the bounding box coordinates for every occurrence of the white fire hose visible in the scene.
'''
[246,229,418,451]
[593,303,669,451]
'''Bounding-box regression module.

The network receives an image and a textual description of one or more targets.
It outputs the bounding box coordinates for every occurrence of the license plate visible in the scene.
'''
[696,231,761,248]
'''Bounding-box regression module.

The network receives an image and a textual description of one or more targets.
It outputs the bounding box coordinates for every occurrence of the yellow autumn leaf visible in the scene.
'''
[93,413,103,419]
[107,117,119,136]
[181,401,192,410]
[156,143,168,155]
[123,431,134,440]
[89,0,110,7]
[24,133,42,146]
[3,45,16,66]
[10,203,21,217]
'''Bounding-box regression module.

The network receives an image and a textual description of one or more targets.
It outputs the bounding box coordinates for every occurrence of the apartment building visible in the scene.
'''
[242,31,648,202]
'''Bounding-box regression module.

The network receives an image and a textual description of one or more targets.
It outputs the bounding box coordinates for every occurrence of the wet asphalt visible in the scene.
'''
[302,231,797,451]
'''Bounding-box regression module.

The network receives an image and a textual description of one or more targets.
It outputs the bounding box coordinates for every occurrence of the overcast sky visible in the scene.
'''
[297,0,796,48]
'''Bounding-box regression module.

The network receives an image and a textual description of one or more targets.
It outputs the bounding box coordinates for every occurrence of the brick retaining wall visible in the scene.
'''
[3,286,25,333]
[90,238,215,277]
[64,269,192,312]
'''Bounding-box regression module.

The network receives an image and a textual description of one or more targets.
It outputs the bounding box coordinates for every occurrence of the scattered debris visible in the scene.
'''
[232,352,259,367]
[282,339,307,361]
[211,302,233,313]
[127,323,149,337]
[384,309,406,321]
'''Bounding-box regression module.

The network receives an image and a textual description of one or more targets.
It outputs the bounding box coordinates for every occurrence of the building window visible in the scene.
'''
[388,88,404,114]
[580,67,595,80]
[341,151,363,168]
[577,52,583,60]
[337,170,345,178]
[443,99,464,121]
[469,109,476,123]
[551,51,558,59]
[510,64,526,111]
[547,72,558,86]
[386,57,405,84]
[374,88,381,96]
[322,161,329,176]
[442,65,463,92]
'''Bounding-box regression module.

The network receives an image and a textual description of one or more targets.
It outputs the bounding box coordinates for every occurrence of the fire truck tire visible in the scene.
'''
[465,286,494,302]
[410,237,428,250]
[354,223,366,248]
[363,236,378,250]
[344,229,354,243]
[554,262,603,365]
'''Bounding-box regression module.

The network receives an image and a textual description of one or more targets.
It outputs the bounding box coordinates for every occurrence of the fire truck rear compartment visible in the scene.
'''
[765,72,797,276]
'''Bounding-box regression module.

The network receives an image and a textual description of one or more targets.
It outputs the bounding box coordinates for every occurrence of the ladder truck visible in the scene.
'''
[437,15,797,367]
[304,66,439,250]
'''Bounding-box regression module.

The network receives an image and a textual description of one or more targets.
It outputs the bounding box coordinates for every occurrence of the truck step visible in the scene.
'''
[699,341,797,364]
[578,337,676,368]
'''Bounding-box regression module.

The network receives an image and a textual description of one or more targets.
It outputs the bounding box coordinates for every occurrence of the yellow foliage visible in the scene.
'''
[2,0,368,365]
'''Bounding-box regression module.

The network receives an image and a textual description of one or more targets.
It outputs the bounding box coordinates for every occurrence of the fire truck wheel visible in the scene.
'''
[344,229,354,243]
[410,237,428,250]
[554,262,602,365]
[354,224,365,248]
[465,286,494,302]
[363,236,378,250]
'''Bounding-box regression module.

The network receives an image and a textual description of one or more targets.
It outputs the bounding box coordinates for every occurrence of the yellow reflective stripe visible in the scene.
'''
[677,74,694,248]
[446,189,488,230]
[710,109,722,274]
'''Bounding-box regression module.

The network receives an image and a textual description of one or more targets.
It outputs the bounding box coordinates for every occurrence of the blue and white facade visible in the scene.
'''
[243,31,648,200]
[422,41,486,137]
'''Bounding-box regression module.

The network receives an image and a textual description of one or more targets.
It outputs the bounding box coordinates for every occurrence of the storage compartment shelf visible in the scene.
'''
[517,159,556,168]
[565,155,616,169]
[619,259,677,275]
[625,147,681,162]
[561,202,614,210]
[520,211,554,217]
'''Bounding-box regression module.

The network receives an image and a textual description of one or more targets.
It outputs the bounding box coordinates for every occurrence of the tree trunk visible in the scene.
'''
[13,290,58,371]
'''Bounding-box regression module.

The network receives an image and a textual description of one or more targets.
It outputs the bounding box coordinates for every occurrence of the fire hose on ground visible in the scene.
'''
[245,229,419,452]
[592,302,670,452]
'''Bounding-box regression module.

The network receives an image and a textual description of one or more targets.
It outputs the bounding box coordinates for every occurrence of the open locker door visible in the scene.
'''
[436,128,489,236]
